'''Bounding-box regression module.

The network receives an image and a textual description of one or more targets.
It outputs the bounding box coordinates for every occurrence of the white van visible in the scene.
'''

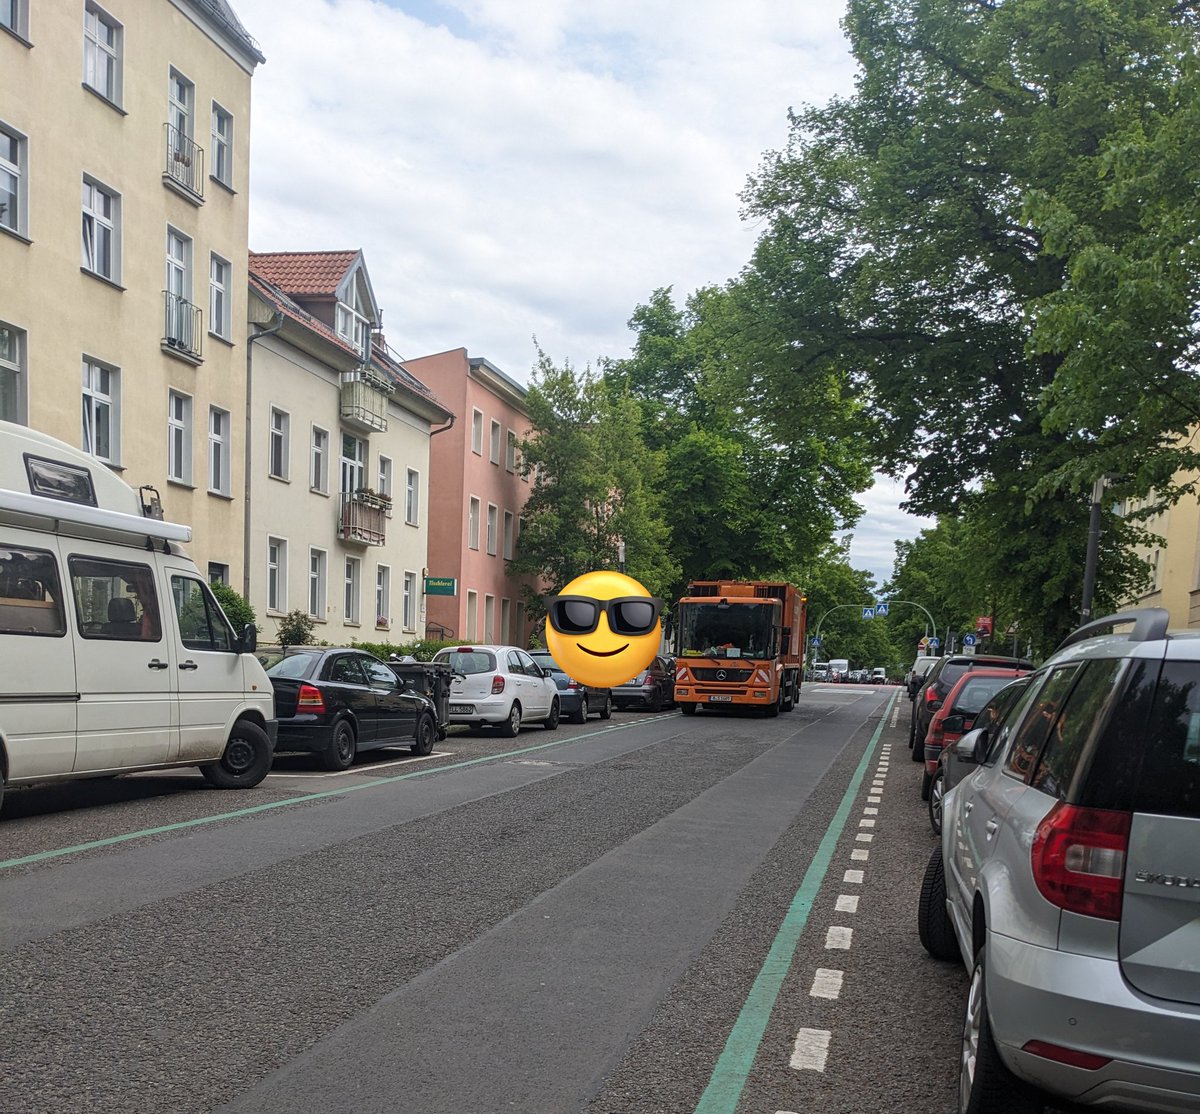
[0,422,276,812]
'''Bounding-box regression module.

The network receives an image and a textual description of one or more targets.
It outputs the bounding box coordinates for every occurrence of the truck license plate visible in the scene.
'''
[450,704,473,714]
[708,695,733,702]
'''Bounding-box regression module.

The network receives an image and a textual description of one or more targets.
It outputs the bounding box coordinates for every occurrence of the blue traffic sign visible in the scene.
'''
[862,606,875,620]
[875,602,889,617]
[963,633,977,646]
[811,636,822,647]
[929,637,940,649]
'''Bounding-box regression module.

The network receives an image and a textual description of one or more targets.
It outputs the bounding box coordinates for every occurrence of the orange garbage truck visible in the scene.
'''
[672,580,806,716]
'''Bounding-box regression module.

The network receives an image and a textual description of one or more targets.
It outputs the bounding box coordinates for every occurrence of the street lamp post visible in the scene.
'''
[1080,476,1106,625]
[617,539,626,575]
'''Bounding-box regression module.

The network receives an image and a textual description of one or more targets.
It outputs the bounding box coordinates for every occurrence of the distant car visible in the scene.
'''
[613,654,676,711]
[905,655,939,699]
[528,649,612,723]
[871,667,888,683]
[263,646,439,770]
[431,644,560,735]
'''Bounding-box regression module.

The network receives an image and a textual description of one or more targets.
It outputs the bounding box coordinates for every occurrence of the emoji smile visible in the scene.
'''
[578,643,629,657]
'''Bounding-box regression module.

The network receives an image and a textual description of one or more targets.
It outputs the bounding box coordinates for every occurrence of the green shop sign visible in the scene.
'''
[424,576,457,596]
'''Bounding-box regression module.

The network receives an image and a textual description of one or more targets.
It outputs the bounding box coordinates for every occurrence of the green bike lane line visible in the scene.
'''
[694,687,898,1114]
[0,718,663,872]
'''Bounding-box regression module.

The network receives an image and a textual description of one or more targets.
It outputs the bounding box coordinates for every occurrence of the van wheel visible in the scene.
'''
[917,846,958,960]
[410,714,436,757]
[200,721,272,789]
[499,702,522,737]
[322,721,356,771]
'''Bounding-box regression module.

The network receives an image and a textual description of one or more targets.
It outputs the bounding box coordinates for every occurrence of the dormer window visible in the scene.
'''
[336,301,370,356]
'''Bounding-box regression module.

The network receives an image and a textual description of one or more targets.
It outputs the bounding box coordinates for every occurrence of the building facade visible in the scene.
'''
[1,0,263,583]
[403,349,535,646]
[1123,484,1200,628]
[247,251,452,646]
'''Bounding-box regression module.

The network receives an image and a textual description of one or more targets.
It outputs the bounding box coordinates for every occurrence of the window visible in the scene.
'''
[171,575,234,651]
[335,278,371,355]
[269,407,289,480]
[266,537,287,612]
[376,565,390,627]
[466,590,478,640]
[0,544,65,638]
[167,390,192,483]
[70,556,161,642]
[471,409,483,455]
[165,228,195,351]
[506,430,516,471]
[2,1,28,39]
[0,122,26,236]
[489,420,501,464]
[81,178,119,281]
[81,358,118,463]
[514,601,525,646]
[310,426,329,493]
[209,254,231,339]
[468,497,480,550]
[378,455,393,506]
[484,594,495,642]
[168,68,193,145]
[207,563,228,585]
[500,598,511,644]
[403,571,417,631]
[0,321,24,422]
[208,406,230,496]
[344,557,361,623]
[308,549,326,619]
[83,3,122,105]
[503,511,514,560]
[486,503,498,556]
[405,468,419,525]
[340,433,365,493]
[1005,666,1080,782]
[210,103,233,187]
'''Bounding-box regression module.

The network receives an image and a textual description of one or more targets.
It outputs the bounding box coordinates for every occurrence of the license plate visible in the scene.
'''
[708,695,733,702]
[450,704,473,714]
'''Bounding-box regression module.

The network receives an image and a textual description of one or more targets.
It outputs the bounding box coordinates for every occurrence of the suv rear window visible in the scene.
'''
[437,649,496,675]
[1131,660,1200,819]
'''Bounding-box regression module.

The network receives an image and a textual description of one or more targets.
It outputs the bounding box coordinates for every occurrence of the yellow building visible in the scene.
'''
[0,0,263,584]
[1124,485,1200,628]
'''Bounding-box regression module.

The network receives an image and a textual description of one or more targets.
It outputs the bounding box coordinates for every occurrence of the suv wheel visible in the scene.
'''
[960,946,1043,1114]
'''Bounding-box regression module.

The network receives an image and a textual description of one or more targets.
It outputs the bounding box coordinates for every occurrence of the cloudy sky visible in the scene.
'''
[232,0,933,583]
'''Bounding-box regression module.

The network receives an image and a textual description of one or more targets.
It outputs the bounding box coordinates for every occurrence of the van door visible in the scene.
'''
[67,551,175,772]
[165,568,250,765]
[0,539,78,779]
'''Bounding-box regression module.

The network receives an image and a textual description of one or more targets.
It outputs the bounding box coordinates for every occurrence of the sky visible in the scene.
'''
[231,0,934,584]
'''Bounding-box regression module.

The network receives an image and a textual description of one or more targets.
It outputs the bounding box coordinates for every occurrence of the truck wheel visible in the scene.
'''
[410,713,436,756]
[200,721,273,789]
[766,689,781,717]
[679,702,697,715]
[782,679,795,712]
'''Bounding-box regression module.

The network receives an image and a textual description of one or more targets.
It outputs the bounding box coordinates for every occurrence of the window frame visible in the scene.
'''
[308,547,326,620]
[471,409,483,455]
[468,496,480,551]
[0,121,27,238]
[269,407,290,481]
[81,176,120,282]
[486,502,498,556]
[503,510,514,560]
[375,564,391,628]
[210,101,233,188]
[402,570,417,631]
[310,425,329,493]
[405,467,419,526]
[267,536,287,613]
[83,2,123,107]
[167,389,192,484]
[506,430,516,472]
[208,252,231,340]
[344,556,361,624]
[81,356,119,465]
[208,405,230,496]
[1,0,29,41]
[0,320,24,423]
[466,589,478,640]
[489,419,501,465]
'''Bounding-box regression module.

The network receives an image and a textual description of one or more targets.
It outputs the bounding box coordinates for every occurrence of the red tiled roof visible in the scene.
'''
[248,273,360,359]
[248,250,359,296]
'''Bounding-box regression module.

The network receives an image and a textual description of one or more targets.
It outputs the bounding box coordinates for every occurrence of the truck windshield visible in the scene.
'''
[679,601,777,658]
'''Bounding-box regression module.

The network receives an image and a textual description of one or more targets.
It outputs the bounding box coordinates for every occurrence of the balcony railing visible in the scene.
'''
[338,491,387,546]
[163,291,203,359]
[164,123,205,199]
[339,369,392,434]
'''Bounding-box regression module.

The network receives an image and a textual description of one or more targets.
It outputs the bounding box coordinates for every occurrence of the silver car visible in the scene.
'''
[919,608,1200,1113]
[432,644,561,735]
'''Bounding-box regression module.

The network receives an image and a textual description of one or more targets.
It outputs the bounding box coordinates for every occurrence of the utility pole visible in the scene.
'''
[1080,476,1106,624]
[617,539,626,575]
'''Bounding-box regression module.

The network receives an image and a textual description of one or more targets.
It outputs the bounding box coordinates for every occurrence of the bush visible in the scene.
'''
[351,636,460,661]
[277,609,316,647]
[210,580,256,631]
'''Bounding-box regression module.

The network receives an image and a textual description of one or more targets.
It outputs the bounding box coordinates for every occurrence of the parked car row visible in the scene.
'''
[914,609,1200,1113]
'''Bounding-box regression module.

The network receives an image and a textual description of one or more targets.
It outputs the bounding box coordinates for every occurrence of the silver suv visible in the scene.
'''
[918,608,1200,1113]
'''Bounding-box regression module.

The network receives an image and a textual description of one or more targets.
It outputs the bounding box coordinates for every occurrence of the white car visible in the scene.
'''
[432,645,561,735]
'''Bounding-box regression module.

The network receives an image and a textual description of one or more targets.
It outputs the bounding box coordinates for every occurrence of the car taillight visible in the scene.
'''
[928,717,944,748]
[924,686,939,705]
[1031,802,1131,921]
[566,679,581,689]
[297,683,326,712]
[491,675,505,694]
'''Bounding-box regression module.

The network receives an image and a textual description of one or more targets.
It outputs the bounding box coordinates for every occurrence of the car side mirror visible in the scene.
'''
[955,727,988,764]
[929,698,943,711]
[239,622,257,654]
[943,714,965,734]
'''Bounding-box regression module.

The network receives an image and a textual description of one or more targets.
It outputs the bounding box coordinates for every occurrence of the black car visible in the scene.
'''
[262,647,439,770]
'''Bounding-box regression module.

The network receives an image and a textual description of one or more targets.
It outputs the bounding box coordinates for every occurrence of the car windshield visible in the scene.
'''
[436,649,496,674]
[264,650,320,679]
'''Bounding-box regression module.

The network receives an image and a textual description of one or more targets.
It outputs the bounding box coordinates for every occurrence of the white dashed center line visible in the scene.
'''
[844,869,864,883]
[851,848,869,861]
[790,1029,832,1072]
[825,926,853,949]
[835,894,859,914]
[810,968,844,999]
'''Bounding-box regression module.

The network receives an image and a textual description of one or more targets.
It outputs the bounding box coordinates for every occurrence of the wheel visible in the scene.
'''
[649,686,664,712]
[765,688,781,717]
[679,702,697,715]
[571,696,588,724]
[782,678,795,712]
[960,947,1044,1114]
[499,702,522,737]
[921,767,933,800]
[321,720,357,771]
[599,694,612,720]
[911,717,926,761]
[543,698,560,730]
[410,713,436,756]
[200,720,273,789]
[917,846,959,960]
[928,768,945,835]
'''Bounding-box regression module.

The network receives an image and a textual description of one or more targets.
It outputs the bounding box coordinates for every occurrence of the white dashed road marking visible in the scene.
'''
[810,968,844,999]
[844,869,864,883]
[825,926,853,949]
[835,895,859,914]
[851,848,869,861]
[790,1029,833,1071]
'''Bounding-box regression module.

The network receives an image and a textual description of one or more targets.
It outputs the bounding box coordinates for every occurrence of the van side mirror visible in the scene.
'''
[239,622,257,654]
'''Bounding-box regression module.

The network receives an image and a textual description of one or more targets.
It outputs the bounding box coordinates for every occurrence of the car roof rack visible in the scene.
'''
[1056,607,1170,652]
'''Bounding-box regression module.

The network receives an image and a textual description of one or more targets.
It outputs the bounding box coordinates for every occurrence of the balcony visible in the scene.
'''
[162,291,203,362]
[339,369,392,434]
[338,490,388,546]
[163,123,205,201]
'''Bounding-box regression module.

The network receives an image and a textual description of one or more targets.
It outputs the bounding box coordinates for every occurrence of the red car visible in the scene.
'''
[920,667,1030,799]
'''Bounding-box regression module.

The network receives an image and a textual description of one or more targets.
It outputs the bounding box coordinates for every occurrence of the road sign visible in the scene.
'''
[875,602,889,617]
[862,606,875,620]
[963,633,977,646]
[918,636,930,648]
[928,637,940,649]
[811,636,822,648]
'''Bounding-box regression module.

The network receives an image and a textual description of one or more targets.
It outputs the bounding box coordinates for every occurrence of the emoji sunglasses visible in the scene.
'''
[544,594,665,637]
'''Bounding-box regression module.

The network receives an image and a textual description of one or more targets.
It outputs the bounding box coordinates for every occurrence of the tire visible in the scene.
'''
[911,716,926,761]
[920,767,933,801]
[960,947,1044,1114]
[649,686,664,712]
[917,846,959,961]
[765,687,782,717]
[410,713,436,756]
[200,720,273,789]
[928,768,946,836]
[679,702,697,716]
[499,702,522,738]
[599,694,612,720]
[570,696,588,725]
[782,678,795,712]
[321,720,357,771]
[543,698,560,730]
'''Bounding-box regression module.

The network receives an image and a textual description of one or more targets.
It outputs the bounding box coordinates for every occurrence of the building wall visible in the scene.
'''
[0,0,258,584]
[1125,483,1200,629]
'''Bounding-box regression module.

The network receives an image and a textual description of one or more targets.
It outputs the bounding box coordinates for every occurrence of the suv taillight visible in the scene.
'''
[491,675,506,694]
[297,683,326,712]
[1031,802,1131,921]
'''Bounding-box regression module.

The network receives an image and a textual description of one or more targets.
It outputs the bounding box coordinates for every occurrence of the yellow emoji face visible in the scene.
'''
[544,571,663,688]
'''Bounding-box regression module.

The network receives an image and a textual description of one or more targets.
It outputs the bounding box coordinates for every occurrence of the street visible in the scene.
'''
[0,686,967,1114]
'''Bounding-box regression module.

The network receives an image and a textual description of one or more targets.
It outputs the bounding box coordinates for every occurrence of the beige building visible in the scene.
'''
[247,251,453,646]
[0,0,263,583]
[1124,483,1200,628]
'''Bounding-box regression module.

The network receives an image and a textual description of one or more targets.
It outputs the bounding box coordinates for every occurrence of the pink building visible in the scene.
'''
[403,348,536,646]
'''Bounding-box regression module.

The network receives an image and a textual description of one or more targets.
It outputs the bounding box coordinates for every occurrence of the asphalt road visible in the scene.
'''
[0,686,972,1114]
